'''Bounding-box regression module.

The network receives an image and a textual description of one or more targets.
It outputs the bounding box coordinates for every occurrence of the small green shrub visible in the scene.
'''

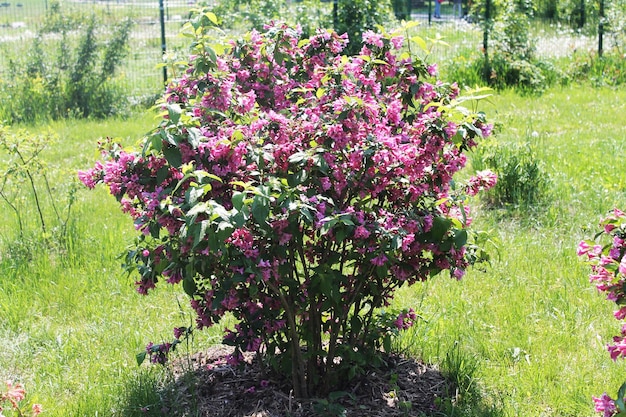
[334,0,395,55]
[471,140,551,208]
[457,0,563,94]
[0,2,132,123]
[0,125,78,261]
[568,51,626,87]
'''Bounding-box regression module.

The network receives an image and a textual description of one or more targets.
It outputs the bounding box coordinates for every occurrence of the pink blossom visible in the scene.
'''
[362,31,384,48]
[577,241,591,257]
[354,226,371,239]
[619,257,626,276]
[371,253,387,266]
[608,336,626,360]
[4,381,25,407]
[593,393,617,417]
[466,170,498,196]
[32,403,43,416]
[390,36,404,50]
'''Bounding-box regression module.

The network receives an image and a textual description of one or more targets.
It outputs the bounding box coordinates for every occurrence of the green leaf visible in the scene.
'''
[453,229,468,248]
[383,334,392,353]
[300,207,314,224]
[232,191,245,211]
[287,170,307,186]
[167,103,183,125]
[156,166,169,184]
[252,195,270,224]
[183,274,197,297]
[320,218,338,235]
[206,46,218,66]
[288,151,308,165]
[136,351,147,366]
[204,11,218,25]
[335,228,347,244]
[188,127,202,148]
[429,216,452,242]
[350,315,362,334]
[376,265,388,278]
[192,220,209,248]
[411,35,428,52]
[163,146,183,167]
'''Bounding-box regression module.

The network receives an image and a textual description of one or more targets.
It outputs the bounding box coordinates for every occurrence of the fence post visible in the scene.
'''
[428,0,432,25]
[482,0,492,79]
[483,0,491,58]
[598,0,604,57]
[159,0,167,85]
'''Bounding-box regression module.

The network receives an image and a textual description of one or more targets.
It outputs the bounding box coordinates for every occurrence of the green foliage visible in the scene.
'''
[450,0,565,94]
[211,0,333,35]
[391,0,411,21]
[0,2,132,123]
[0,125,77,258]
[568,51,626,87]
[334,0,395,55]
[471,139,551,208]
[605,0,626,50]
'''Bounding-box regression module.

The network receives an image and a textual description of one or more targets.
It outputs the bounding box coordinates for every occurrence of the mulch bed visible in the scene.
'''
[159,345,450,417]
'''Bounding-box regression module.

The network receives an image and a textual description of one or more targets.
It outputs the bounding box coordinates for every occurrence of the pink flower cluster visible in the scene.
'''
[394,308,418,330]
[0,381,43,416]
[465,169,498,196]
[80,18,492,393]
[579,208,626,416]
[593,393,617,417]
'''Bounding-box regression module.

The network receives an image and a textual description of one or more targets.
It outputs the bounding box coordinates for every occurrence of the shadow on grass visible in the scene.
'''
[425,342,506,417]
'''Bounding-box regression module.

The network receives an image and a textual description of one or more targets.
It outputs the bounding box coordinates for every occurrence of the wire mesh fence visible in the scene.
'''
[0,0,621,99]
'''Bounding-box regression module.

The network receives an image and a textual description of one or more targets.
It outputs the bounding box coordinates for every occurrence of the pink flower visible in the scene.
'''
[4,381,25,407]
[466,170,498,196]
[32,403,43,415]
[390,36,404,50]
[371,253,387,266]
[593,393,617,417]
[362,30,384,48]
[354,226,370,239]
[608,337,626,360]
[619,257,626,276]
[577,241,591,257]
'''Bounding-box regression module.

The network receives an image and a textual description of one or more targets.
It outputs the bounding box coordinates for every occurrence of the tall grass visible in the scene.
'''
[398,86,626,416]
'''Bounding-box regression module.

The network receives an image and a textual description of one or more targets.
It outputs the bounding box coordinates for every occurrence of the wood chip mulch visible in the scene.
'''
[159,345,450,417]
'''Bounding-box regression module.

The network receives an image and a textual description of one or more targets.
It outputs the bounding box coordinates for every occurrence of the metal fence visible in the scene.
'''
[0,0,192,97]
[0,0,619,98]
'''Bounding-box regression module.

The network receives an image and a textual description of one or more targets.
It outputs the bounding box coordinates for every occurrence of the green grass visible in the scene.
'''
[0,113,223,416]
[2,80,626,416]
[396,86,626,416]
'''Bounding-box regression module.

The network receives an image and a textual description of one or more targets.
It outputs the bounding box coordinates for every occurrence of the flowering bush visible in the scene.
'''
[80,10,494,397]
[579,209,626,416]
[0,380,43,417]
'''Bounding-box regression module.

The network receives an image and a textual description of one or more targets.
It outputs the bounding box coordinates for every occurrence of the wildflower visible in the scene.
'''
[32,403,43,416]
[593,393,617,417]
[371,253,388,266]
[354,225,370,239]
[466,170,498,196]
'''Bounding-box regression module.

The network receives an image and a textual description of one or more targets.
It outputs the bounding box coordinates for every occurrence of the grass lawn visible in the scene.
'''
[1,84,626,416]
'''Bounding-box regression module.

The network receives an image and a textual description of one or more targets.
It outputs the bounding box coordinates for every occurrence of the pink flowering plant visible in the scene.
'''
[0,380,43,417]
[80,10,494,397]
[579,209,626,416]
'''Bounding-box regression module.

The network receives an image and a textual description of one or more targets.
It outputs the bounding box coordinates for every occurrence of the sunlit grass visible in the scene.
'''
[2,80,626,416]
[397,86,626,416]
